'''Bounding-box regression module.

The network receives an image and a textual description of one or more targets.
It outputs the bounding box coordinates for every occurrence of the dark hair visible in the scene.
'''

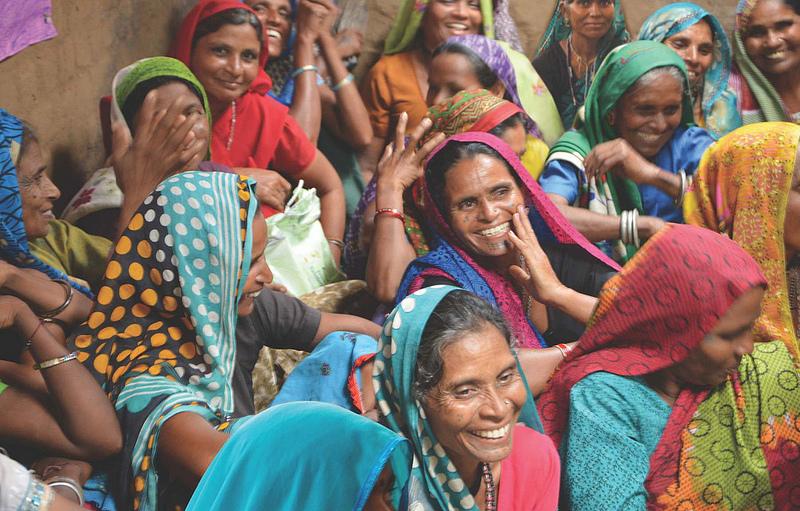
[413,290,513,399]
[425,141,517,214]
[487,112,525,138]
[121,77,205,135]
[191,8,264,50]
[782,0,800,15]
[432,41,499,90]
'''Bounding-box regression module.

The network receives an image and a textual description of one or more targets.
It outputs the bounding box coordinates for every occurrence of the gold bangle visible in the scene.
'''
[33,351,78,371]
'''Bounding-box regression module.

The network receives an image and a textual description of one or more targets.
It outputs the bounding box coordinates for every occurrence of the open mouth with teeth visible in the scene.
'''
[764,50,787,61]
[469,423,511,440]
[477,222,511,238]
[445,22,470,33]
[266,29,282,41]
[245,290,262,300]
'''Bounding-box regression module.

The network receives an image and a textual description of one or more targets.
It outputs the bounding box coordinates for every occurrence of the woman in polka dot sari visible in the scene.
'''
[73,171,271,510]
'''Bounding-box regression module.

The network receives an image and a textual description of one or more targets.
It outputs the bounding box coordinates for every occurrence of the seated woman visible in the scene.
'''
[74,171,270,510]
[171,0,346,263]
[637,2,742,137]
[730,0,800,124]
[187,402,411,510]
[533,0,629,128]
[398,132,618,348]
[685,121,800,356]
[538,224,799,509]
[539,41,715,263]
[373,286,560,510]
[346,90,543,300]
[358,0,523,182]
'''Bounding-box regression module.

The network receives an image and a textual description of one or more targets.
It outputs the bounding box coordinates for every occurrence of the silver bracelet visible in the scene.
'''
[48,478,84,506]
[674,169,688,207]
[631,209,640,248]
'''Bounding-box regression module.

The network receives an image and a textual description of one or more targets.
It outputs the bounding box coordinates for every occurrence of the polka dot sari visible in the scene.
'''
[73,171,257,510]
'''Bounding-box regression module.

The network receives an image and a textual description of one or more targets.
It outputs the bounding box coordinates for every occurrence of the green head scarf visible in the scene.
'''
[548,41,694,262]
[112,56,212,159]
[373,285,543,511]
[383,0,495,55]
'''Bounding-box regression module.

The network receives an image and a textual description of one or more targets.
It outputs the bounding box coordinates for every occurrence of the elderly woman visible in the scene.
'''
[398,132,619,349]
[538,224,800,509]
[539,41,715,263]
[75,172,271,510]
[188,402,411,510]
[171,0,346,262]
[637,2,742,137]
[374,286,560,510]
[685,122,800,356]
[358,0,523,182]
[533,0,630,128]
[730,0,800,124]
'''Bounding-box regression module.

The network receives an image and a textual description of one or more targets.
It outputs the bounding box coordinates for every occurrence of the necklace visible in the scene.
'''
[565,36,598,111]
[481,462,497,511]
[226,100,237,151]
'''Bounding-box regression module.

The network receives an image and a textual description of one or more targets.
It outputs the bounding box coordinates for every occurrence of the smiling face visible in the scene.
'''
[427,52,484,106]
[245,0,290,58]
[669,286,765,388]
[664,19,715,88]
[17,137,60,240]
[422,323,526,471]
[133,82,210,171]
[238,211,272,316]
[742,0,800,79]
[613,71,684,158]
[442,153,524,260]
[190,23,262,109]
[562,0,616,41]
[420,0,482,52]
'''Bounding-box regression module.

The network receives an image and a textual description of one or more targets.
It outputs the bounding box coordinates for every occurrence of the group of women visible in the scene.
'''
[2,0,800,510]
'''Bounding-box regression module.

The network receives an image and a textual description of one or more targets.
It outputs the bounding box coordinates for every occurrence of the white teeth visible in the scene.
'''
[478,222,510,237]
[246,290,262,299]
[766,51,786,60]
[267,29,282,39]
[471,423,510,439]
[446,23,468,30]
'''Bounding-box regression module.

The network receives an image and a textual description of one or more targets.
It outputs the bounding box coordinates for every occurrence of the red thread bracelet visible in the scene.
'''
[554,343,573,359]
[375,208,404,221]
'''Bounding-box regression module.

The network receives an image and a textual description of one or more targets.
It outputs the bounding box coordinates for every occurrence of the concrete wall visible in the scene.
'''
[0,0,737,211]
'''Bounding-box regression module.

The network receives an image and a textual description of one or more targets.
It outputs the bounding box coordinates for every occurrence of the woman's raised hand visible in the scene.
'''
[584,138,659,185]
[296,0,336,43]
[235,168,292,212]
[376,112,445,193]
[507,205,565,306]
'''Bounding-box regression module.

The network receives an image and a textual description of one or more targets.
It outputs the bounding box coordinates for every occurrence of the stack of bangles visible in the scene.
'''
[374,208,404,222]
[327,238,345,251]
[619,209,640,248]
[554,343,574,360]
[673,169,689,207]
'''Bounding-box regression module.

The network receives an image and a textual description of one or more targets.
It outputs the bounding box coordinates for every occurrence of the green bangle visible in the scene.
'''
[291,65,319,78]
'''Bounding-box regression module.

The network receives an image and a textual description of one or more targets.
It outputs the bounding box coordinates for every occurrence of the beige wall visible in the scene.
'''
[0,0,737,211]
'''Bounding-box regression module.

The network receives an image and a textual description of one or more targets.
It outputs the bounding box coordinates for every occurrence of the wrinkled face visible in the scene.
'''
[245,0,290,58]
[134,82,210,171]
[427,52,483,106]
[664,19,715,87]
[669,286,764,387]
[613,73,683,158]
[497,122,527,158]
[562,0,616,41]
[420,0,482,52]
[786,145,800,259]
[742,0,800,78]
[190,23,261,107]
[422,324,526,470]
[17,139,60,240]
[443,154,524,259]
[238,211,273,316]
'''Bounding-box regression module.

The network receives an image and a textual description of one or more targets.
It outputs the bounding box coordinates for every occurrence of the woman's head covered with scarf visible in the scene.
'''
[538,224,766,446]
[373,285,543,510]
[685,121,800,356]
[535,0,629,57]
[187,401,412,510]
[0,109,92,297]
[637,2,741,137]
[397,131,617,348]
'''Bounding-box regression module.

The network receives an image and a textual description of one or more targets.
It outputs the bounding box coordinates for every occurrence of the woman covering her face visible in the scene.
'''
[637,2,742,137]
[373,285,560,510]
[685,121,800,356]
[539,224,800,509]
[539,41,715,263]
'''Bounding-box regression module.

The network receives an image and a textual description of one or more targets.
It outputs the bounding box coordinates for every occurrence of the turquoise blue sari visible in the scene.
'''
[187,401,412,510]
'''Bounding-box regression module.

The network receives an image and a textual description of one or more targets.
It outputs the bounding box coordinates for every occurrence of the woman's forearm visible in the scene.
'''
[640,165,682,198]
[300,151,346,261]
[289,36,322,143]
[517,345,575,396]
[547,195,622,242]
[4,268,91,328]
[543,286,598,325]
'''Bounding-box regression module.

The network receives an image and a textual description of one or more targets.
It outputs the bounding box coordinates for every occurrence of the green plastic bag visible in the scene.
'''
[264,181,343,296]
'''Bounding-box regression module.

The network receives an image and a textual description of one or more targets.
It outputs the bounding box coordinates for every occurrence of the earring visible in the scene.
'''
[504,399,512,406]
[607,112,616,126]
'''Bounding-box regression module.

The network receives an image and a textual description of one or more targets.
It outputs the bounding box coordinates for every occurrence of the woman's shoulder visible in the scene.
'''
[511,424,557,458]
[366,51,415,77]
[571,372,668,418]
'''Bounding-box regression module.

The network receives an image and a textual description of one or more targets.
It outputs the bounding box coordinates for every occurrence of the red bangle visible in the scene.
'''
[554,343,573,360]
[375,208,404,222]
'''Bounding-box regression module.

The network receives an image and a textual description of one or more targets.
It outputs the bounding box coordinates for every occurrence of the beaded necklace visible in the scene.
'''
[565,36,598,111]
[480,462,497,511]
[226,100,237,151]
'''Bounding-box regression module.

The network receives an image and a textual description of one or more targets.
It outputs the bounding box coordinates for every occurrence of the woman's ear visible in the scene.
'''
[607,111,616,127]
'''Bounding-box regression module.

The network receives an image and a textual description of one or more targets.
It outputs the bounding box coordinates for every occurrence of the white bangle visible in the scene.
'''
[47,478,84,506]
[674,169,687,207]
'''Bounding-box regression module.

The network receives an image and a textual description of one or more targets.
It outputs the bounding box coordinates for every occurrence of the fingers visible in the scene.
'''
[377,142,394,168]
[132,91,160,144]
[404,117,432,159]
[393,112,408,154]
[512,206,542,251]
[415,131,446,166]
[110,119,132,165]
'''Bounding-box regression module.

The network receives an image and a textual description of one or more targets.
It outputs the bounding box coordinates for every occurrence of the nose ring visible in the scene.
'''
[504,399,511,406]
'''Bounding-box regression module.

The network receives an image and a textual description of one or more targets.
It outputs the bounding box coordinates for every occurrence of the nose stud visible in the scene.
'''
[504,399,511,406]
